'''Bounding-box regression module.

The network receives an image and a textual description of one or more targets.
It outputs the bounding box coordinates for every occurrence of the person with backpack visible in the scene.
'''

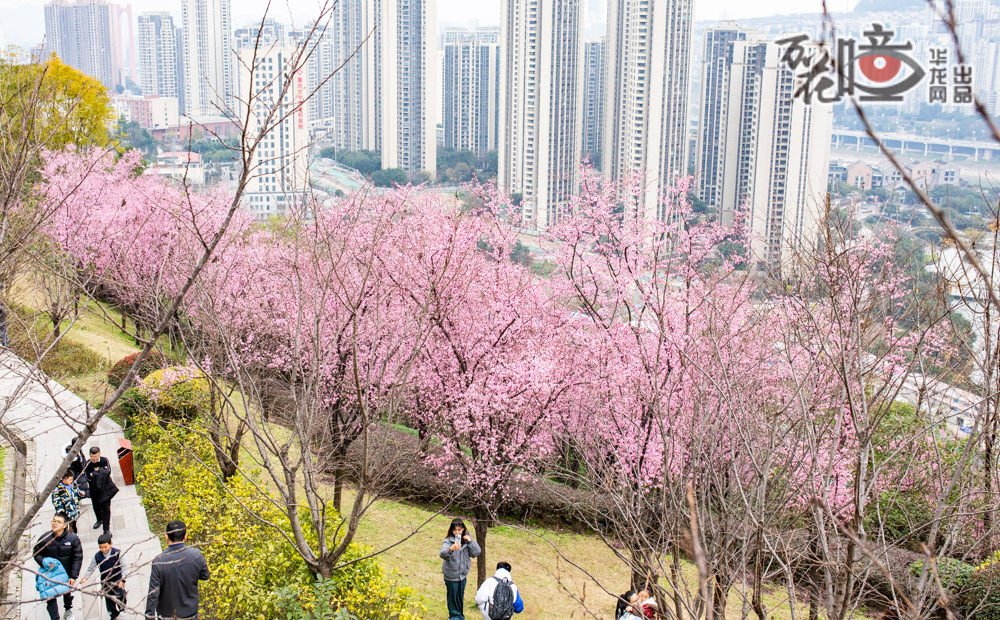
[475,561,524,620]
[81,532,129,620]
[439,517,481,620]
[84,446,118,534]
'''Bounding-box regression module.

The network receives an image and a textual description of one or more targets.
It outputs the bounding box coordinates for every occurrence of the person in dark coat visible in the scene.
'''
[33,511,83,620]
[64,436,89,498]
[84,446,118,533]
[145,520,210,620]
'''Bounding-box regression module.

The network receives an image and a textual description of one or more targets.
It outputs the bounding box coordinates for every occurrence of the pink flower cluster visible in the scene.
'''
[39,151,953,525]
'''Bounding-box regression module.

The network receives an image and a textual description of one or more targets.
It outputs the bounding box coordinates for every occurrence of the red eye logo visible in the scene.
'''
[858,54,903,83]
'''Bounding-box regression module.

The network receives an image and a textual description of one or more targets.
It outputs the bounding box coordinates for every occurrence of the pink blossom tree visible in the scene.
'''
[402,200,581,585]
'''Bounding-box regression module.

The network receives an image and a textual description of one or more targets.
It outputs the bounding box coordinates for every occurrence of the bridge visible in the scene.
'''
[832,129,1000,162]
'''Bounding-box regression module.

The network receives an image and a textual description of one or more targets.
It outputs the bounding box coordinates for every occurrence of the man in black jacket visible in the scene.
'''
[145,520,210,619]
[34,511,83,620]
[84,446,118,533]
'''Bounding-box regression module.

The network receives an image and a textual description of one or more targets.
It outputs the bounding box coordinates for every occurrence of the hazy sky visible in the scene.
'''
[0,0,859,50]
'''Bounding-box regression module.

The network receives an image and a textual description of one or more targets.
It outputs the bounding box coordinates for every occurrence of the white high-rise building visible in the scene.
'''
[316,0,380,152]
[443,30,501,158]
[237,45,310,217]
[581,38,605,169]
[499,0,584,231]
[137,13,181,103]
[696,25,754,211]
[696,29,833,274]
[603,0,694,221]
[293,0,434,176]
[381,0,437,176]
[44,0,133,89]
[181,0,233,118]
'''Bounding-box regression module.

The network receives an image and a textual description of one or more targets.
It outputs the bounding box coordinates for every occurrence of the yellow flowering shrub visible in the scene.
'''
[133,420,424,619]
[139,366,210,422]
[958,551,1000,619]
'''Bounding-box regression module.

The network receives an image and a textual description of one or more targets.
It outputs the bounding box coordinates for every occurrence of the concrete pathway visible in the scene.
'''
[0,352,163,619]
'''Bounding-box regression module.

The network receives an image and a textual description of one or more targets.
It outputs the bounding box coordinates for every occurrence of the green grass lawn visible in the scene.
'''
[9,282,834,619]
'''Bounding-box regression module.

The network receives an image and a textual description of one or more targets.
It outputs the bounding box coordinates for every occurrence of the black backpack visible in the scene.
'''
[488,577,516,620]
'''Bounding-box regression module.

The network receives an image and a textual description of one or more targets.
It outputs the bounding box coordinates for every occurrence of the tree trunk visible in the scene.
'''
[208,387,241,482]
[51,321,61,342]
[985,395,997,542]
[752,526,766,620]
[712,574,729,620]
[630,545,659,592]
[333,467,343,513]
[986,424,994,537]
[474,505,490,587]
[567,449,581,488]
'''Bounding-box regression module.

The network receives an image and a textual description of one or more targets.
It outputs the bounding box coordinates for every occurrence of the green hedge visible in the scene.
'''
[132,420,424,619]
[962,554,1000,620]
[910,557,975,591]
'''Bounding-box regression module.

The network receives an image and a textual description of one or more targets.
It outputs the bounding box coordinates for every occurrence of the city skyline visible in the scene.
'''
[0,0,865,50]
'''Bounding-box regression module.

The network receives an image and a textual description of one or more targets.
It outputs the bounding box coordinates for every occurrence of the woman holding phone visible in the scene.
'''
[439,517,481,620]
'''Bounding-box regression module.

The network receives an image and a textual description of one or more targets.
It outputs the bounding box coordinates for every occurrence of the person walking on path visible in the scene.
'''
[50,470,85,533]
[84,446,118,533]
[64,436,89,498]
[33,511,83,620]
[0,305,10,347]
[145,520,210,620]
[475,562,524,620]
[440,517,482,620]
[81,532,128,620]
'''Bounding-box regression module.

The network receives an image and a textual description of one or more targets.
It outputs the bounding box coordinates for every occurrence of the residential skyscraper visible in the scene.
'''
[293,0,434,175]
[237,44,310,217]
[499,0,584,231]
[137,13,181,103]
[175,29,186,113]
[44,0,134,89]
[695,30,833,273]
[443,29,501,158]
[696,25,753,211]
[308,0,379,151]
[381,0,438,175]
[581,37,605,169]
[603,0,694,221]
[181,0,233,118]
